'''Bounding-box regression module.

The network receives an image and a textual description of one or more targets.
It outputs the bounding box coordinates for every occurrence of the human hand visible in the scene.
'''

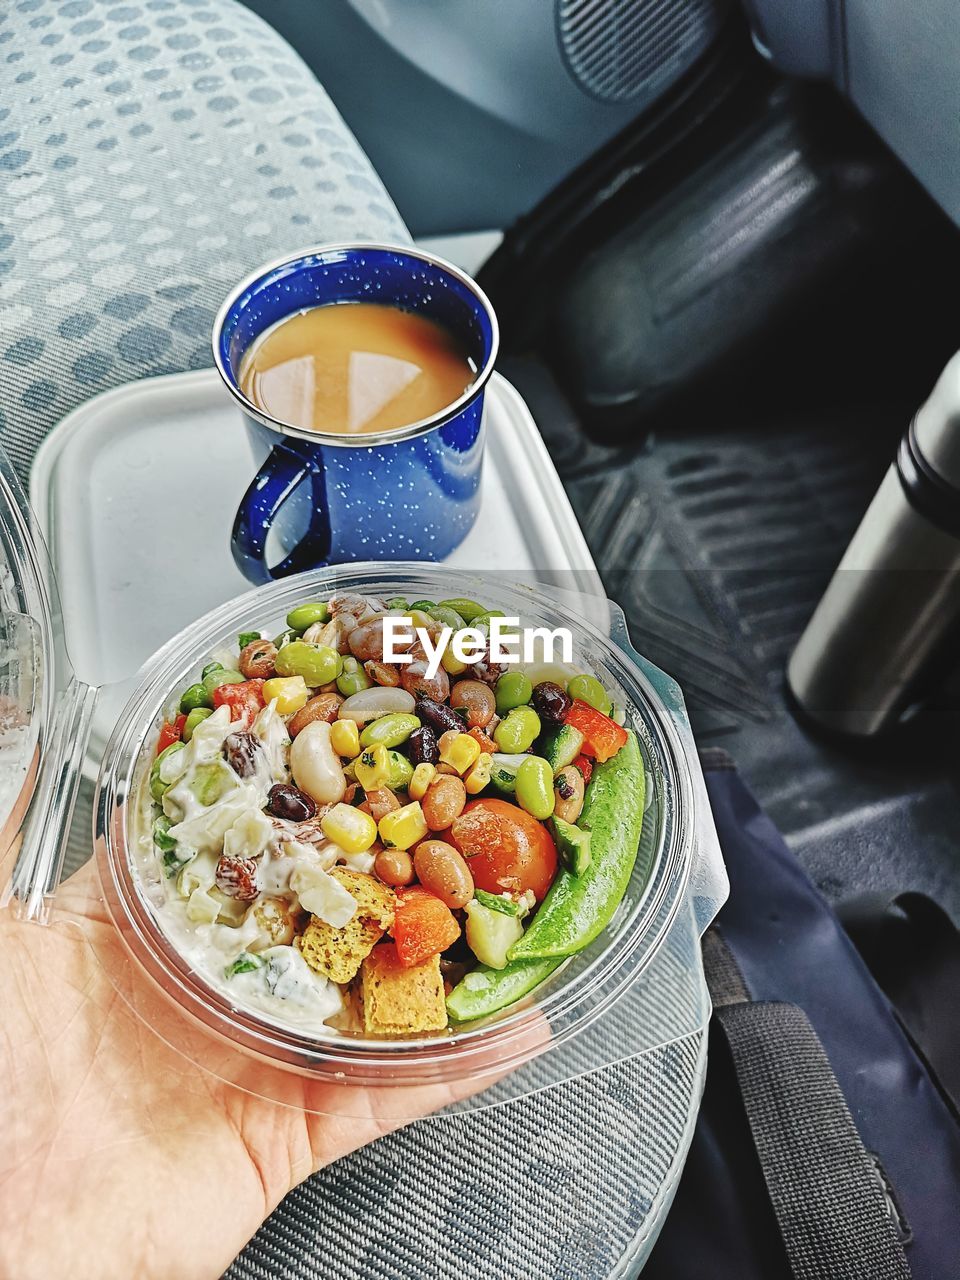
[0,835,530,1280]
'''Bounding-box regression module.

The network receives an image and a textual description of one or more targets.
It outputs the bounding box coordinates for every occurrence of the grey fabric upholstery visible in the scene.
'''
[2,4,704,1276]
[0,0,407,481]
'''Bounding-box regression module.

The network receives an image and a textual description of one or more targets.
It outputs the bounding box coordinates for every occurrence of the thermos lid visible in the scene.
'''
[913,349,960,492]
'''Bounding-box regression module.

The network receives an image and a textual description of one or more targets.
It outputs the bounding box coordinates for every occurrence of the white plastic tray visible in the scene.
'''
[31,369,603,762]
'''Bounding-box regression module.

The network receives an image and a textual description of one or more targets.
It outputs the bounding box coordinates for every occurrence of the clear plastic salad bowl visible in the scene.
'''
[2,442,727,1116]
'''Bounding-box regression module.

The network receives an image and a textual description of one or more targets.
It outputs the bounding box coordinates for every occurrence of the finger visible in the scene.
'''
[0,744,39,898]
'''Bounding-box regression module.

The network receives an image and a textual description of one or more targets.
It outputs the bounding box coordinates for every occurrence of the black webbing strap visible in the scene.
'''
[703,928,912,1280]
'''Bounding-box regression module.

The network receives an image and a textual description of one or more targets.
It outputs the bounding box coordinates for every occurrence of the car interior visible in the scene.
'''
[2,2,959,1278]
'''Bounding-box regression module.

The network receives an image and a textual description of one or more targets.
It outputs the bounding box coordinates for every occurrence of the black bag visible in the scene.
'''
[646,752,960,1280]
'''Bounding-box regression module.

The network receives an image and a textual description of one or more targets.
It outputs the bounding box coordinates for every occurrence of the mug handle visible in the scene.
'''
[231,443,332,584]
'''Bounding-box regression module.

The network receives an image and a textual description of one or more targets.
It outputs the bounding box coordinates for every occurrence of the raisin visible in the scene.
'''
[266,782,317,822]
[215,854,259,901]
[223,732,263,779]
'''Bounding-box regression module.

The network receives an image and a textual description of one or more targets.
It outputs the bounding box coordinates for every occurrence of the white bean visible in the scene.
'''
[338,686,415,724]
[289,720,346,805]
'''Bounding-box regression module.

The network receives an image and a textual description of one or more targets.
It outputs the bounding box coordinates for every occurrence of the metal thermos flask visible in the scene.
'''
[788,351,960,736]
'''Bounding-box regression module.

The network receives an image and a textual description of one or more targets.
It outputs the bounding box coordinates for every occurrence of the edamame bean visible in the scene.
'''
[274,640,342,687]
[493,705,541,753]
[437,597,487,623]
[179,682,212,714]
[337,655,373,697]
[495,672,533,715]
[515,756,556,820]
[471,609,506,631]
[182,707,213,741]
[567,674,612,716]
[385,596,410,611]
[428,605,466,632]
[359,712,421,749]
[202,668,245,697]
[286,601,330,633]
[385,749,414,791]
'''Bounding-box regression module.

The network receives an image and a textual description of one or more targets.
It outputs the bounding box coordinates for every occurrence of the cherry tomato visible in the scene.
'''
[213,678,265,728]
[156,715,186,755]
[449,798,558,902]
[392,885,460,967]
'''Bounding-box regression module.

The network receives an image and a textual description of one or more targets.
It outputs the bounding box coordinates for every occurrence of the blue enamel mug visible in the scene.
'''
[213,243,498,585]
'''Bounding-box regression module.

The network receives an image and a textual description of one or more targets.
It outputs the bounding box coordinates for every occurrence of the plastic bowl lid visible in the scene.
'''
[94,565,706,1106]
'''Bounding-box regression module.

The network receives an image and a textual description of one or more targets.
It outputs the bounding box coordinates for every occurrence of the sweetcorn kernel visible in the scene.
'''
[355,743,390,790]
[262,675,309,715]
[408,762,436,801]
[321,802,378,854]
[330,718,361,759]
[464,752,493,795]
[378,801,429,851]
[439,731,482,776]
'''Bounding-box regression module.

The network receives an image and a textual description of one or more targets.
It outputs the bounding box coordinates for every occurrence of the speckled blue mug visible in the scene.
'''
[213,243,498,585]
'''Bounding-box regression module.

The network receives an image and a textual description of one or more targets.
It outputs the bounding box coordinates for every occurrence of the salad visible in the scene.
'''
[137,592,646,1037]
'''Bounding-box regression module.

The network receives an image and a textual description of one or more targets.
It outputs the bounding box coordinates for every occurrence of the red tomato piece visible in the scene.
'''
[449,798,558,902]
[156,715,186,755]
[564,700,628,763]
[392,886,461,967]
[572,754,593,785]
[213,679,265,728]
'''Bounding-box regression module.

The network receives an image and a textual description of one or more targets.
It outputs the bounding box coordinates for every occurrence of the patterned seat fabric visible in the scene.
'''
[0,0,407,480]
[1,5,702,1276]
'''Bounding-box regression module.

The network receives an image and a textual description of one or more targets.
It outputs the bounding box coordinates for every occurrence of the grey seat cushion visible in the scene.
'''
[0,0,407,481]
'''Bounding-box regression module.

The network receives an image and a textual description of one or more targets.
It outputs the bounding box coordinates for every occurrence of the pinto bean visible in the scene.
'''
[288,692,344,737]
[239,639,278,680]
[413,840,474,909]
[422,774,466,831]
[450,680,496,729]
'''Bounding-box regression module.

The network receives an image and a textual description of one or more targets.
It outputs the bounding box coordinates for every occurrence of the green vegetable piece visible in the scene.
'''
[550,815,592,876]
[226,953,264,978]
[464,898,523,968]
[385,750,414,791]
[436,597,488,623]
[273,628,297,650]
[408,599,436,611]
[509,731,644,960]
[385,596,410,610]
[149,741,186,801]
[179,682,212,714]
[274,640,342,686]
[189,761,232,807]
[514,756,555,820]
[182,706,213,742]
[337,655,373,697]
[538,723,584,774]
[428,604,466,632]
[493,705,541,754]
[202,668,245,697]
[566,674,612,717]
[446,956,564,1023]
[487,753,528,797]
[359,712,421,750]
[474,888,520,916]
[153,815,177,853]
[201,660,224,680]
[495,672,533,714]
[286,601,330,632]
[238,630,262,649]
[470,609,506,631]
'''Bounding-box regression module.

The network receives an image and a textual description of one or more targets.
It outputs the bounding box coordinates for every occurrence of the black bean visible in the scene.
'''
[415,696,463,737]
[266,782,317,822]
[223,732,264,779]
[407,725,439,766]
[530,681,572,726]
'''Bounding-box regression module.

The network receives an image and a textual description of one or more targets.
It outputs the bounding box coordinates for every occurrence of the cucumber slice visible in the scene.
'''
[446,955,564,1023]
[550,814,592,876]
[538,723,584,774]
[488,752,528,797]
